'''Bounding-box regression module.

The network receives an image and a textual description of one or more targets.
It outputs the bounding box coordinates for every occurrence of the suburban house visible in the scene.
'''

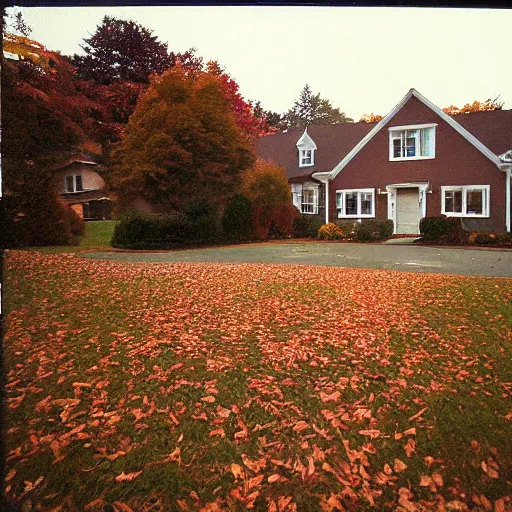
[256,89,512,234]
[55,160,113,220]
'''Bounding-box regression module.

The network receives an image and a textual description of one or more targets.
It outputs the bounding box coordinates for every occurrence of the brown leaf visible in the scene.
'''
[358,429,381,438]
[394,459,408,473]
[209,428,225,438]
[404,438,416,458]
[432,472,443,487]
[268,473,282,483]
[115,470,142,483]
[201,396,216,403]
[247,474,264,489]
[408,407,428,421]
[113,502,134,512]
[419,475,432,486]
[230,463,243,479]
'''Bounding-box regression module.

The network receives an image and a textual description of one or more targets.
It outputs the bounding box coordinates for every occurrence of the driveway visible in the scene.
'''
[82,242,512,277]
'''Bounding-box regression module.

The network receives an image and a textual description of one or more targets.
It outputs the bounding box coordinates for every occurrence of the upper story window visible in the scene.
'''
[65,174,83,193]
[300,149,314,167]
[389,124,436,161]
[441,185,489,217]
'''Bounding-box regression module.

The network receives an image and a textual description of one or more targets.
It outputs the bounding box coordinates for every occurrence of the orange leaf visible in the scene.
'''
[247,474,264,489]
[419,475,431,486]
[268,474,282,483]
[358,429,381,438]
[432,472,443,487]
[404,438,416,458]
[394,459,407,473]
[209,428,225,438]
[201,396,216,403]
[230,463,243,479]
[115,470,142,483]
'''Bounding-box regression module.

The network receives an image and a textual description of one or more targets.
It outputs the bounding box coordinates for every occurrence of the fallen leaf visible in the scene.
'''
[230,463,243,479]
[394,459,408,472]
[115,470,142,483]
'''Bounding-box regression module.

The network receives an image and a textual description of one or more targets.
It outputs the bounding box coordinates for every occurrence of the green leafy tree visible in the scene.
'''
[72,16,174,85]
[108,65,256,213]
[283,84,353,131]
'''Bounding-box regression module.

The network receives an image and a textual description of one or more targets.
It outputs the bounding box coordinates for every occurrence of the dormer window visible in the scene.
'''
[300,149,313,166]
[296,128,317,168]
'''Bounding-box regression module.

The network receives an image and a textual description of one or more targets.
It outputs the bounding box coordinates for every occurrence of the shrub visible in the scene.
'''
[252,203,298,240]
[355,219,394,242]
[222,194,253,242]
[293,214,323,238]
[420,216,465,243]
[334,220,357,240]
[62,206,86,245]
[111,205,222,249]
[318,222,344,240]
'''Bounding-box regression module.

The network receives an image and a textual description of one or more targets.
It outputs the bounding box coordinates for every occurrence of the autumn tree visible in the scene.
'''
[442,97,503,115]
[1,33,100,246]
[241,159,297,239]
[252,100,287,133]
[283,84,353,131]
[72,16,174,85]
[359,112,383,123]
[108,65,256,213]
[206,61,271,137]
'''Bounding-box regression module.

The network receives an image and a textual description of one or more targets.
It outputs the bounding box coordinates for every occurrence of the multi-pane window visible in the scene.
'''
[301,188,318,214]
[336,189,375,218]
[299,149,314,167]
[65,174,83,193]
[389,125,435,160]
[441,185,489,217]
[291,184,319,214]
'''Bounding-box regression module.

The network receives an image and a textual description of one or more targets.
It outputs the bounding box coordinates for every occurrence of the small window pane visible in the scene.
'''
[75,175,83,191]
[360,192,372,215]
[66,176,74,192]
[467,190,483,214]
[345,192,358,215]
[420,128,433,157]
[393,138,402,158]
[445,190,462,213]
[336,192,342,209]
[406,130,417,157]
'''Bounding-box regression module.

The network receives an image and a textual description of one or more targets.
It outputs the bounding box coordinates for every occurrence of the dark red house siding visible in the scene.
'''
[329,96,507,232]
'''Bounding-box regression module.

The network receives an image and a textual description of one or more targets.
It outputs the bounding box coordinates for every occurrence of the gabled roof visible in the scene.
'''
[324,88,506,180]
[296,128,317,150]
[255,91,512,181]
[255,122,375,180]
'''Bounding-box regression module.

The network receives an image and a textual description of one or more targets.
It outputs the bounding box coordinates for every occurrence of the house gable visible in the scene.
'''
[321,88,502,181]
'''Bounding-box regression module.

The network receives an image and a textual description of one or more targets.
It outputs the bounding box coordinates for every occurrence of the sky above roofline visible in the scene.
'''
[8,6,512,120]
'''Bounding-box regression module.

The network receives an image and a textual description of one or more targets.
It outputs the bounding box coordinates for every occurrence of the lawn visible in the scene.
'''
[27,220,117,254]
[3,250,512,511]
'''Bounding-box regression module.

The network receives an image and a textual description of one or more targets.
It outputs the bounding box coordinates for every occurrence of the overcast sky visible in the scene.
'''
[8,6,512,120]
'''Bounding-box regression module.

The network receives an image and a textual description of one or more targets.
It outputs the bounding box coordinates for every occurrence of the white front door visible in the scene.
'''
[396,188,421,234]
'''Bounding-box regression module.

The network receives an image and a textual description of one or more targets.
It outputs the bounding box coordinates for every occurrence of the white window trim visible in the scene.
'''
[64,174,84,193]
[336,188,375,219]
[441,185,490,218]
[299,148,315,168]
[389,124,436,162]
[301,186,319,215]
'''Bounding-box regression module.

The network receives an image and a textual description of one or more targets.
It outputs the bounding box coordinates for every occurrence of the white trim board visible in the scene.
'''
[315,88,502,182]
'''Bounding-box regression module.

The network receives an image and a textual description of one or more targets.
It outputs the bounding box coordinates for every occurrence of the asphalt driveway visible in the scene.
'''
[82,242,512,277]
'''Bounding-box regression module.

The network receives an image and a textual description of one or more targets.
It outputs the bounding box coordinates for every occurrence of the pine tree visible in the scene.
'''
[283,84,353,131]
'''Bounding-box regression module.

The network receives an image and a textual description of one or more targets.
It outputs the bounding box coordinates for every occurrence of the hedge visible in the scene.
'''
[419,216,465,243]
[354,219,394,242]
[292,214,323,238]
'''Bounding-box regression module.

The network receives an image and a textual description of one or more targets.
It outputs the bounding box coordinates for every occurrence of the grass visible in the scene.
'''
[3,251,512,511]
[26,220,117,254]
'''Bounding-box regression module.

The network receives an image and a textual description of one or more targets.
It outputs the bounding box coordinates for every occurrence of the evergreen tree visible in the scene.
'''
[283,84,353,131]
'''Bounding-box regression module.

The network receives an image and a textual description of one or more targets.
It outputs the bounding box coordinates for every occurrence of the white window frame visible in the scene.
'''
[291,183,319,215]
[301,187,319,215]
[64,174,84,193]
[441,185,490,218]
[336,188,375,218]
[299,149,315,167]
[389,123,436,161]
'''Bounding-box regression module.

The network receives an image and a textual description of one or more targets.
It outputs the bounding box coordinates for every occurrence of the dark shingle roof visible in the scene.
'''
[255,109,512,180]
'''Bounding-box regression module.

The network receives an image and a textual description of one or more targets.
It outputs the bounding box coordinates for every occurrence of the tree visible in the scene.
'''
[442,97,503,115]
[241,159,297,239]
[252,100,287,133]
[72,16,174,85]
[283,84,353,131]
[108,65,256,213]
[206,61,271,137]
[359,113,383,123]
[2,34,100,246]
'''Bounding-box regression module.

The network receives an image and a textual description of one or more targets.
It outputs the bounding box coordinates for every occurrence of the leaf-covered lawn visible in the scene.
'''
[3,250,512,511]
